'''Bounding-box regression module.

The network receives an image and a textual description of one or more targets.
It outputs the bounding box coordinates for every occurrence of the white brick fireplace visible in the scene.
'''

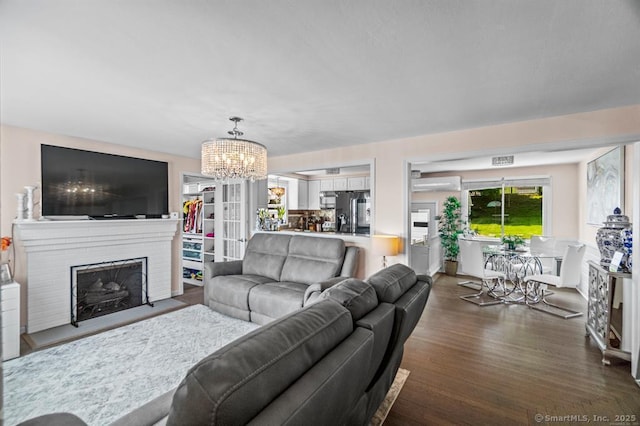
[15,219,179,333]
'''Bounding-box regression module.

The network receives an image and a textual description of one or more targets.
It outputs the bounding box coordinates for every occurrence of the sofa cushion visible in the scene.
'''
[249,327,374,425]
[242,233,291,281]
[280,236,346,285]
[208,274,275,310]
[367,263,418,303]
[249,281,308,320]
[320,278,378,321]
[166,300,353,426]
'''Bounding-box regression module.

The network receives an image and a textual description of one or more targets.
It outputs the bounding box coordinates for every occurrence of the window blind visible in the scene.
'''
[461,176,551,190]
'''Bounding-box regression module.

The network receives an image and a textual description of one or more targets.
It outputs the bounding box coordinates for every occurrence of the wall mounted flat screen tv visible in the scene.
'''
[41,144,169,219]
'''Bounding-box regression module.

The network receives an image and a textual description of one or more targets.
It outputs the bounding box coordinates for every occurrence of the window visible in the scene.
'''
[461,177,551,239]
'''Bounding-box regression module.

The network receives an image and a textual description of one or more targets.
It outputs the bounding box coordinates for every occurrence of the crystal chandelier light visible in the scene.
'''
[270,186,285,198]
[201,117,267,181]
[269,177,285,198]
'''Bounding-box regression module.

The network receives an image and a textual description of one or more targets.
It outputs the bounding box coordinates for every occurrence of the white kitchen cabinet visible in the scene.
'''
[297,180,309,210]
[319,179,334,191]
[333,177,347,191]
[308,180,321,210]
[347,177,365,191]
[2,281,20,360]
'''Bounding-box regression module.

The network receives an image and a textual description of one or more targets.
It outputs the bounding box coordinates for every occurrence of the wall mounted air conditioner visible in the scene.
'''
[411,176,461,192]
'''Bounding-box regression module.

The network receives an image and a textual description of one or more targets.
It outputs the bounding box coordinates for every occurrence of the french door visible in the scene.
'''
[215,180,248,261]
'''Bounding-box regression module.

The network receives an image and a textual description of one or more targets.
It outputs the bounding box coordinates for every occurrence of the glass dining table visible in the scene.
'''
[482,245,563,303]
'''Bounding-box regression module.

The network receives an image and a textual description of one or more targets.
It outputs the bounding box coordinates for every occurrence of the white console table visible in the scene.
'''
[2,281,21,360]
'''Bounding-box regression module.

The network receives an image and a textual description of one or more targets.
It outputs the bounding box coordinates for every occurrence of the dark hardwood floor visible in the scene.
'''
[385,274,640,425]
[174,283,205,305]
[174,278,639,423]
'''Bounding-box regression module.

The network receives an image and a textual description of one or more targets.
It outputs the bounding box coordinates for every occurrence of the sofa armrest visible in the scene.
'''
[17,413,88,426]
[339,246,360,277]
[416,274,432,283]
[303,277,348,306]
[205,260,243,280]
[110,388,175,426]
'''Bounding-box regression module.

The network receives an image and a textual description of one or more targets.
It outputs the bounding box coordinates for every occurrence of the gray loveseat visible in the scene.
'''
[204,232,360,324]
[19,264,432,426]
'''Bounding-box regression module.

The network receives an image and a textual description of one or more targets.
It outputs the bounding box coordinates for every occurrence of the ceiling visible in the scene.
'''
[1,1,639,162]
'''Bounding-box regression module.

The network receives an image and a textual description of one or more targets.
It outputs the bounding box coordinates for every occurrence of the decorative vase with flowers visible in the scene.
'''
[1,236,10,252]
[1,236,12,284]
[501,234,524,251]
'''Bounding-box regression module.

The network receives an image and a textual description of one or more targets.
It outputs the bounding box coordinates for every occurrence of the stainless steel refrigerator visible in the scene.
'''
[335,191,370,234]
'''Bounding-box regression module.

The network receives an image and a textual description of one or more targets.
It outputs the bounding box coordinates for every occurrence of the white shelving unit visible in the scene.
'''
[182,183,216,286]
[202,188,216,263]
[181,177,251,290]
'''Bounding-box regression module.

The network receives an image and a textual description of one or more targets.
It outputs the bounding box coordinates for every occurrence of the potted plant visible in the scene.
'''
[438,196,463,276]
[501,234,524,251]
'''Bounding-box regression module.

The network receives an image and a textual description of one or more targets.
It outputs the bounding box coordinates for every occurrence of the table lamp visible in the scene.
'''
[372,235,399,268]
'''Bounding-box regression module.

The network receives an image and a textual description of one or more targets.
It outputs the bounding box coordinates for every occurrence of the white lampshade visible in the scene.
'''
[372,235,399,257]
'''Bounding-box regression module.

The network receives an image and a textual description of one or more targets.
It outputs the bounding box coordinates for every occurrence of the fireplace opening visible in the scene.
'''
[71,257,150,325]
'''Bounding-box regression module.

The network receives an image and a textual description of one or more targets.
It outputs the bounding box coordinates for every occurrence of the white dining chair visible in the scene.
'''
[458,239,505,306]
[529,235,557,274]
[523,244,586,318]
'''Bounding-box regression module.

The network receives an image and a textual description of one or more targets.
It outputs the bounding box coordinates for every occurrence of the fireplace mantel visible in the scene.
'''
[15,219,179,333]
[15,219,179,251]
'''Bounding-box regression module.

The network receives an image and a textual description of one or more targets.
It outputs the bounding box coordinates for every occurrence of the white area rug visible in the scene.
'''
[369,368,410,426]
[3,304,260,426]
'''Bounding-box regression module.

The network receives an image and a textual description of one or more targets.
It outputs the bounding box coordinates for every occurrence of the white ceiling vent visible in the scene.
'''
[492,155,514,166]
[326,168,340,175]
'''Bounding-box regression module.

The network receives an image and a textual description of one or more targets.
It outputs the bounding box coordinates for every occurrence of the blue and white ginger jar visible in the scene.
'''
[596,207,632,273]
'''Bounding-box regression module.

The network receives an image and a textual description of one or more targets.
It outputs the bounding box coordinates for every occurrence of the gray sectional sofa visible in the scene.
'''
[19,264,431,426]
[204,232,360,324]
[125,263,431,425]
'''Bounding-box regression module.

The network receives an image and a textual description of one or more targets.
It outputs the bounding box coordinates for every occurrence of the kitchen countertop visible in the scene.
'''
[259,229,370,238]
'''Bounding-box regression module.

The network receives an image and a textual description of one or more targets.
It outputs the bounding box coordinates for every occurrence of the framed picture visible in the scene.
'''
[0,262,12,285]
[587,146,624,225]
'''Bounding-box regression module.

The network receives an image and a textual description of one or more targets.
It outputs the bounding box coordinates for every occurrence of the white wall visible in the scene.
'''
[632,142,640,383]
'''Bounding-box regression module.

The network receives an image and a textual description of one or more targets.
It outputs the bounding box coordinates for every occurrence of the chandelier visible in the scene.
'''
[270,186,285,198]
[201,117,268,181]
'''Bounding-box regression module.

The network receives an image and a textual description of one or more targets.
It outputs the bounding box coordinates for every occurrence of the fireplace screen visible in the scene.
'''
[71,257,148,325]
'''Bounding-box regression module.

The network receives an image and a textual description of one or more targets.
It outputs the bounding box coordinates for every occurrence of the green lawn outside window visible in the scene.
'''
[467,187,542,239]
